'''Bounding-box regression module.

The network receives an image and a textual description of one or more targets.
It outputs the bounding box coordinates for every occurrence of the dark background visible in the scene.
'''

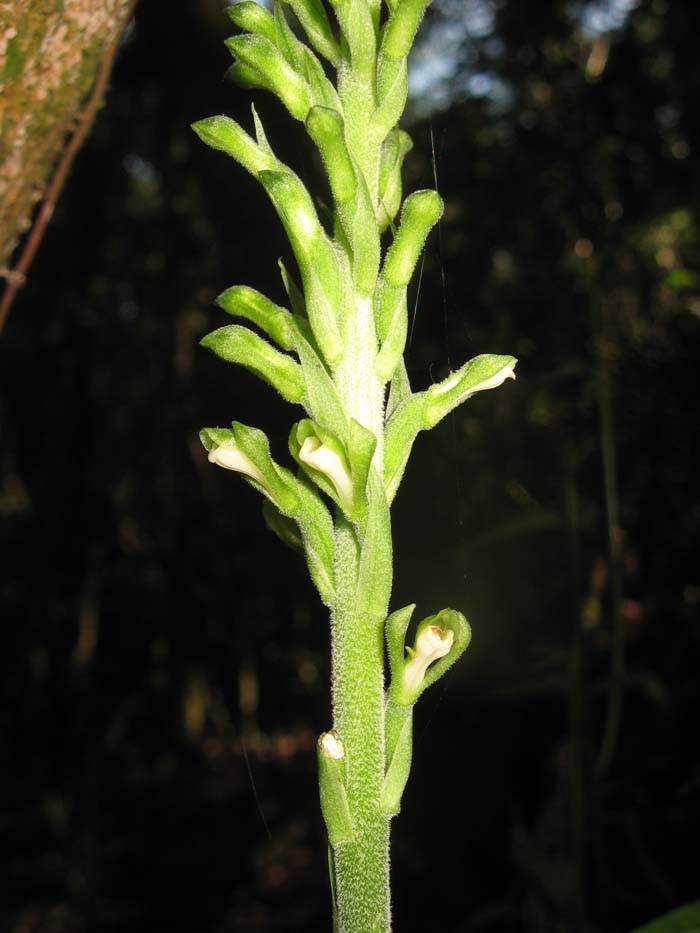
[1,0,699,931]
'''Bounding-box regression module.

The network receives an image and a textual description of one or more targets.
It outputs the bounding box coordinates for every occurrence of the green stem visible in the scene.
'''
[330,519,392,932]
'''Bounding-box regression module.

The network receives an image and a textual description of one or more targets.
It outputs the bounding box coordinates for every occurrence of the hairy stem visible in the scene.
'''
[330,519,392,932]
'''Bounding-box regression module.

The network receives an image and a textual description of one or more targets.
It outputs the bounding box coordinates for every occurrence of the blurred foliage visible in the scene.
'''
[1,1,699,931]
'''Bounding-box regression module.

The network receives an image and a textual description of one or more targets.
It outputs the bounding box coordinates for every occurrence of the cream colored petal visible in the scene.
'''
[299,437,353,505]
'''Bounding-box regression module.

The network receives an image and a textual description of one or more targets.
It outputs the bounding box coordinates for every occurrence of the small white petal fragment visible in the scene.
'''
[319,730,345,760]
[403,625,454,695]
[208,445,267,486]
[299,437,354,506]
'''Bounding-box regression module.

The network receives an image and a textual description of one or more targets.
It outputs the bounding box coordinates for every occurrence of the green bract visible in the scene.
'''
[194,2,516,930]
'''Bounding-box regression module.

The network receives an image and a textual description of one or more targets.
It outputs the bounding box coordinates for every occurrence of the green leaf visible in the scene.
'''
[201,324,305,403]
[378,129,413,232]
[291,476,336,604]
[355,471,392,618]
[383,392,425,502]
[632,902,700,932]
[293,327,348,437]
[380,699,413,816]
[262,500,304,551]
[251,103,273,152]
[375,289,407,382]
[423,354,517,428]
[385,604,415,686]
[301,45,342,111]
[216,285,295,350]
[385,357,412,421]
[317,731,355,845]
[372,55,408,138]
[283,0,341,66]
[278,258,306,315]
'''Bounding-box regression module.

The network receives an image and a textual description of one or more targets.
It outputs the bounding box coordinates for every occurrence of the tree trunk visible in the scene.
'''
[0,0,135,284]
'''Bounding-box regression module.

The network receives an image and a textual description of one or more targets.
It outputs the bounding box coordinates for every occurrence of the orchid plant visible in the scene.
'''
[193,0,516,928]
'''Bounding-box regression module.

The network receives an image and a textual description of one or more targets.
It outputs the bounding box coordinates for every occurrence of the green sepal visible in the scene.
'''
[382,189,443,288]
[200,422,299,514]
[344,0,377,80]
[378,129,413,232]
[317,731,355,846]
[385,604,416,685]
[300,45,341,111]
[217,286,295,351]
[293,329,348,438]
[372,55,407,138]
[191,115,275,175]
[273,0,306,68]
[390,608,471,706]
[423,354,517,428]
[306,107,356,204]
[225,33,312,120]
[201,324,305,403]
[227,1,276,42]
[278,258,306,315]
[380,698,413,816]
[291,475,337,604]
[355,471,392,618]
[385,357,412,421]
[251,103,273,153]
[282,0,341,66]
[375,288,407,382]
[383,391,425,502]
[262,499,303,552]
[381,0,431,61]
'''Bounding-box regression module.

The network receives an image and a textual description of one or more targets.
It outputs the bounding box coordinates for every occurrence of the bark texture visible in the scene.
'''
[0,0,134,269]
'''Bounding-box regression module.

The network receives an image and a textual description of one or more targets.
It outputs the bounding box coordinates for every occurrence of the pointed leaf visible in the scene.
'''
[383,392,426,502]
[385,357,412,421]
[283,0,341,65]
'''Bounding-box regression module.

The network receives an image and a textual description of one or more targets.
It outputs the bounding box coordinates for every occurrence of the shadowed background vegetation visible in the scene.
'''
[1,0,699,930]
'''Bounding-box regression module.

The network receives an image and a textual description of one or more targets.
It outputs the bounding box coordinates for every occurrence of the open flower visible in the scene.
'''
[402,624,454,696]
[298,436,353,508]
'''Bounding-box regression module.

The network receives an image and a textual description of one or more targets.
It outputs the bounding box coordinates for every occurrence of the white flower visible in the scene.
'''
[403,625,454,695]
[208,444,266,486]
[299,437,353,506]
